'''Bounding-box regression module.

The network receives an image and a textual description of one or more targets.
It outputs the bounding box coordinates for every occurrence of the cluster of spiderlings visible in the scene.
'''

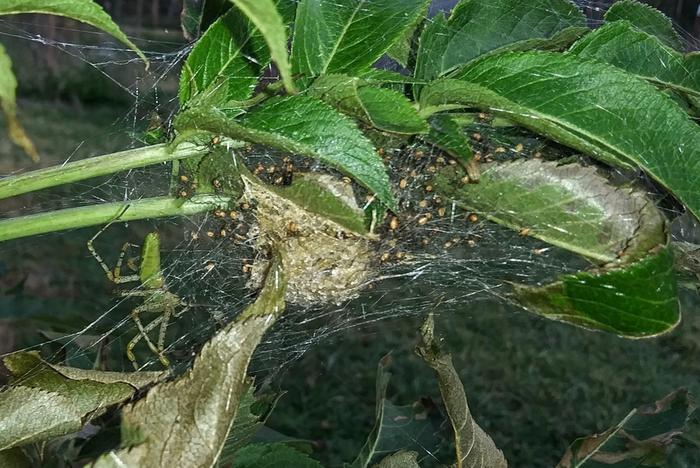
[252,157,295,187]
[176,174,197,199]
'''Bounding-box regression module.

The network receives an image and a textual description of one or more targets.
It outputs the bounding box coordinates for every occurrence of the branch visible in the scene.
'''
[0,195,234,243]
[0,143,211,201]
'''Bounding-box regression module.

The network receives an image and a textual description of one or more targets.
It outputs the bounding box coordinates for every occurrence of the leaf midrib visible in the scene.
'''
[320,0,366,75]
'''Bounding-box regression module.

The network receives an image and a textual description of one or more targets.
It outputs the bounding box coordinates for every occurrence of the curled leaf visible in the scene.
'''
[49,364,165,389]
[434,159,679,337]
[91,256,286,468]
[416,315,507,468]
[309,74,428,135]
[434,159,666,264]
[268,172,368,235]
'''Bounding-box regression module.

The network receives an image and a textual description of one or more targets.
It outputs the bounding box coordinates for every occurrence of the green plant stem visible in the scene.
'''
[0,195,234,243]
[0,143,210,201]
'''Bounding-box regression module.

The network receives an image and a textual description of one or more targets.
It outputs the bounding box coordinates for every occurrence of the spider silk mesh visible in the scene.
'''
[0,0,698,443]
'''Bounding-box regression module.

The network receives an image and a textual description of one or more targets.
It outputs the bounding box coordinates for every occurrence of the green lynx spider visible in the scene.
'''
[87,222,187,368]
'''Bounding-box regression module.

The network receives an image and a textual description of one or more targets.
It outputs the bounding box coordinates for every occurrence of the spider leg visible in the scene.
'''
[113,242,140,284]
[173,304,190,319]
[122,290,154,297]
[157,296,192,354]
[87,224,117,281]
[156,305,173,358]
[87,206,139,284]
[127,305,170,368]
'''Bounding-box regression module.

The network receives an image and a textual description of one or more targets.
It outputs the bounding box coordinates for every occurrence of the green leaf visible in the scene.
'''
[179,8,268,109]
[516,244,679,337]
[416,315,508,468]
[309,74,428,134]
[422,51,700,220]
[411,11,449,100]
[424,114,473,164]
[274,0,297,25]
[414,0,586,83]
[175,96,396,209]
[231,443,323,468]
[0,352,146,451]
[270,172,368,235]
[604,0,683,51]
[0,0,147,64]
[177,145,246,196]
[291,0,429,77]
[558,388,696,467]
[569,21,700,98]
[351,355,443,467]
[386,1,430,67]
[229,0,295,93]
[0,43,37,162]
[375,451,421,468]
[433,159,666,264]
[90,257,287,468]
[217,383,282,465]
